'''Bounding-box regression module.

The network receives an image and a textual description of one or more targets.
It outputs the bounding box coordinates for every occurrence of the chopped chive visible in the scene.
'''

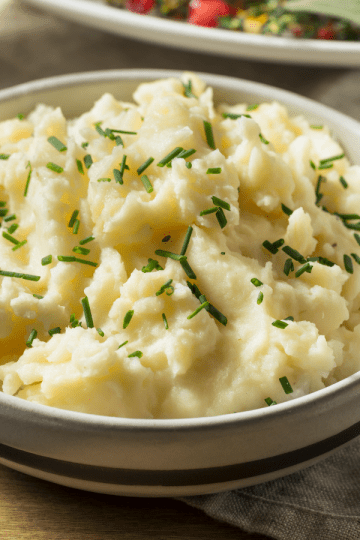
[186,162,192,169]
[281,204,293,216]
[4,214,16,222]
[162,235,171,243]
[180,258,196,279]
[0,208,8,217]
[162,313,169,329]
[344,254,353,274]
[97,177,111,182]
[2,232,19,245]
[295,262,313,277]
[246,104,259,111]
[180,226,193,256]
[340,176,348,189]
[47,136,67,152]
[41,255,52,266]
[123,309,134,329]
[257,291,264,304]
[46,162,63,173]
[251,278,263,287]
[157,147,184,167]
[128,351,143,358]
[155,250,184,261]
[104,128,115,140]
[343,221,360,231]
[263,240,278,254]
[115,136,124,147]
[142,258,163,273]
[26,329,37,347]
[282,246,306,264]
[279,376,293,394]
[187,300,209,320]
[70,313,81,328]
[310,160,316,170]
[73,219,80,234]
[12,240,27,251]
[183,80,197,99]
[336,213,360,220]
[200,207,218,216]
[284,316,294,321]
[319,153,345,165]
[118,340,128,349]
[221,252,225,255]
[48,327,61,336]
[351,253,360,265]
[84,154,93,169]
[318,163,333,170]
[76,159,84,175]
[81,296,94,328]
[284,258,294,276]
[222,112,251,119]
[58,255,76,262]
[155,279,173,296]
[17,113,25,120]
[94,123,106,137]
[307,256,335,267]
[310,125,323,129]
[74,257,97,267]
[315,175,326,205]
[73,246,90,255]
[97,328,104,337]
[79,236,94,245]
[33,294,43,299]
[176,148,196,160]
[113,168,122,185]
[81,142,89,149]
[272,320,288,329]
[24,161,32,197]
[68,210,79,228]
[206,168,221,174]
[141,174,153,193]
[109,129,137,135]
[0,271,40,281]
[354,233,360,246]
[259,133,269,145]
[7,223,19,234]
[187,282,227,326]
[0,201,5,207]
[203,121,215,150]
[137,157,154,175]
[216,207,227,229]
[120,154,128,174]
[0,154,10,160]
[211,196,230,211]
[265,397,277,406]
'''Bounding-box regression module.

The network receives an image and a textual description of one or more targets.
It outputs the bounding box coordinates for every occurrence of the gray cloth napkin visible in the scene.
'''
[181,437,360,540]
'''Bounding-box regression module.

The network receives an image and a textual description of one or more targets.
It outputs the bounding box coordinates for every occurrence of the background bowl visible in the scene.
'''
[0,69,360,497]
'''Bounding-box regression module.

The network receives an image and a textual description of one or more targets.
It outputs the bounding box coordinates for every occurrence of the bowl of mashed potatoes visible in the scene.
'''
[0,69,360,496]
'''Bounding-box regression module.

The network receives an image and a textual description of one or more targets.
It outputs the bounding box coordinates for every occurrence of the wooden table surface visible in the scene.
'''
[0,463,271,539]
[1,2,360,539]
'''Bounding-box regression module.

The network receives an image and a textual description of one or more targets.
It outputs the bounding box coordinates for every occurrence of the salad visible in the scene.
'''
[106,0,360,40]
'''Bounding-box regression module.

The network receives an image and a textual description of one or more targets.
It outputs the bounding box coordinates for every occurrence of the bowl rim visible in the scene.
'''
[1,68,360,431]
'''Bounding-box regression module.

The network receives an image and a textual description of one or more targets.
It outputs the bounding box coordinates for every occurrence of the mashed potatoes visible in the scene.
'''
[0,73,359,418]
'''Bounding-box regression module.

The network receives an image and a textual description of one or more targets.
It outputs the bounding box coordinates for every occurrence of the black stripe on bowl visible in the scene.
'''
[1,420,359,486]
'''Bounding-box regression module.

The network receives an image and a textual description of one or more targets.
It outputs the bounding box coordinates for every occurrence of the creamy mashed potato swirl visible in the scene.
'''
[0,73,359,418]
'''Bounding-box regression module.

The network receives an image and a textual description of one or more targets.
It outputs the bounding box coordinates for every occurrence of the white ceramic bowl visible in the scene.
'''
[0,70,360,497]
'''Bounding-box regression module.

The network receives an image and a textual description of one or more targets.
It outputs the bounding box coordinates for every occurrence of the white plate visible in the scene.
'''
[25,0,360,66]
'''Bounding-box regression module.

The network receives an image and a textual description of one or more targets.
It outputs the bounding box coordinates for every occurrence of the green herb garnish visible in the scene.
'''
[46,162,63,174]
[76,159,84,175]
[272,320,289,329]
[281,204,293,216]
[265,397,277,406]
[162,235,171,243]
[4,214,16,223]
[33,294,43,299]
[284,258,294,276]
[7,224,18,234]
[251,277,263,287]
[206,168,221,174]
[351,253,360,265]
[203,121,215,150]
[72,219,80,234]
[216,207,227,229]
[222,113,251,119]
[259,133,269,145]
[24,161,32,197]
[84,154,93,169]
[180,258,196,280]
[73,246,90,256]
[97,328,104,337]
[340,176,348,189]
[2,232,19,245]
[81,296,94,328]
[246,104,259,111]
[141,174,153,193]
[79,236,94,245]
[137,157,154,175]
[0,270,40,281]
[41,255,52,266]
[319,153,345,166]
[118,341,128,349]
[183,80,197,99]
[123,310,134,329]
[68,210,79,228]
[47,136,67,152]
[0,154,10,160]
[155,250,184,261]
[187,300,209,320]
[295,262,313,277]
[282,246,306,264]
[155,279,174,296]
[200,207,218,216]
[211,196,230,211]
[180,226,193,256]
[128,351,143,358]
[344,254,353,274]
[48,327,61,336]
[310,160,316,170]
[157,147,184,167]
[279,376,293,394]
[142,258,163,273]
[12,240,27,252]
[162,313,169,329]
[257,291,264,305]
[26,329,37,347]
